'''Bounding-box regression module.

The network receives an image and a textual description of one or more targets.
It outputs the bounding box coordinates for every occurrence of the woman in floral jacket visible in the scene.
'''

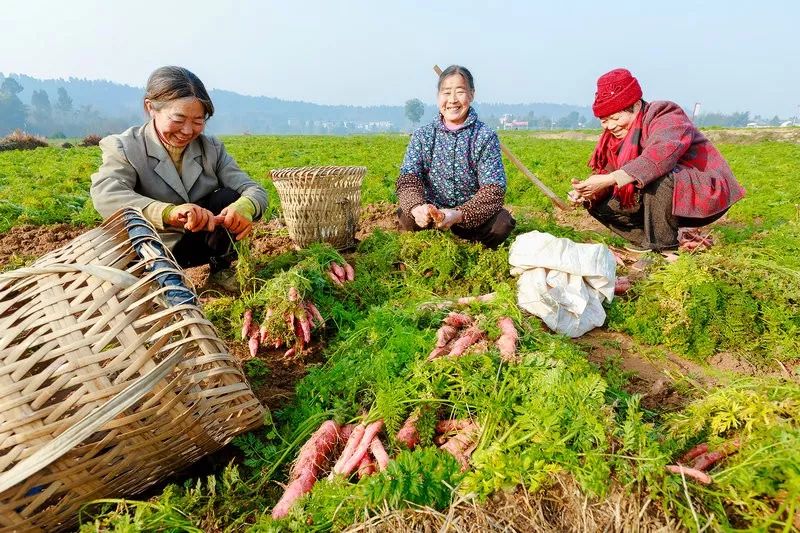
[396,65,515,249]
[571,68,745,252]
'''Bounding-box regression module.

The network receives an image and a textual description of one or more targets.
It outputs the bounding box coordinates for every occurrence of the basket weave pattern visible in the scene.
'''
[271,165,366,249]
[0,209,264,532]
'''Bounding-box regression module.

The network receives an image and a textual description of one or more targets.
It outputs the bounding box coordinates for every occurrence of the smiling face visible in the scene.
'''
[146,97,206,148]
[437,73,474,126]
[600,100,642,139]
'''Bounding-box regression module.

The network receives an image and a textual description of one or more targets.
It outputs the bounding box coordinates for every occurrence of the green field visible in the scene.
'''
[1,133,799,531]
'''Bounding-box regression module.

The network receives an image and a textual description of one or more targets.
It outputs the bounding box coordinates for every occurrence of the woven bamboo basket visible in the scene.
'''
[0,208,264,532]
[271,165,366,249]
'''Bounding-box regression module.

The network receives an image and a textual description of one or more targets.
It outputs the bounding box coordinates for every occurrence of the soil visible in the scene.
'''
[0,223,87,267]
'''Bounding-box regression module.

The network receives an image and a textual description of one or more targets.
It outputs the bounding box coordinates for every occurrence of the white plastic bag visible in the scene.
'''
[509,231,616,337]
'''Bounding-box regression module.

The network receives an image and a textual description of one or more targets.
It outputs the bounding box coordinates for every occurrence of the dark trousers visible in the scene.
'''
[588,174,727,251]
[172,187,240,271]
[397,207,516,249]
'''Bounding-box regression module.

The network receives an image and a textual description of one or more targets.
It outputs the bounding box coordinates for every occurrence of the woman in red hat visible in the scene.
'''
[570,68,745,252]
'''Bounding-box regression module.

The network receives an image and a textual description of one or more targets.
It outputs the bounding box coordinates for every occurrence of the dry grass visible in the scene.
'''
[80,133,102,146]
[344,475,679,533]
[0,129,49,151]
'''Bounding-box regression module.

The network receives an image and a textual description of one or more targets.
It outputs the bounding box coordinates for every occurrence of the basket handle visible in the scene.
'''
[0,349,184,494]
[0,263,140,287]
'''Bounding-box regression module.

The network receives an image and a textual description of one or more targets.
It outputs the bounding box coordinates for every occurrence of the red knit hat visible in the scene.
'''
[592,68,643,118]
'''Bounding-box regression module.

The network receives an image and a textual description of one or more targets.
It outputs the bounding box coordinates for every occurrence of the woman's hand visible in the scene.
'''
[167,203,216,232]
[435,208,464,229]
[215,206,253,241]
[410,204,433,228]
[571,174,616,199]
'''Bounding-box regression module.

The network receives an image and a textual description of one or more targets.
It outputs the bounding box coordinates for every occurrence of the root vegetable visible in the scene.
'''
[427,346,449,361]
[679,443,709,464]
[443,312,472,328]
[436,325,459,348]
[284,347,296,357]
[439,420,479,471]
[456,292,497,305]
[344,262,355,281]
[242,309,253,340]
[296,308,311,344]
[335,419,384,477]
[288,286,300,302]
[356,455,376,478]
[331,262,346,282]
[271,470,315,519]
[447,325,484,358]
[435,419,475,435]
[331,423,366,475]
[692,440,739,471]
[665,465,712,484]
[495,317,518,361]
[289,420,341,481]
[306,302,325,327]
[396,413,421,449]
[328,271,344,286]
[259,324,269,345]
[248,327,260,357]
[369,437,390,471]
[614,276,632,295]
[428,205,445,224]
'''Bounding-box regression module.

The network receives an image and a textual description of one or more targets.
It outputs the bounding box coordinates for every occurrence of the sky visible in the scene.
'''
[1,0,798,117]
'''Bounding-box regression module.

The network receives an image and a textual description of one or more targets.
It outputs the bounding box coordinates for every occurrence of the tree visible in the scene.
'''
[31,90,52,117]
[55,87,73,114]
[0,77,26,134]
[404,98,424,127]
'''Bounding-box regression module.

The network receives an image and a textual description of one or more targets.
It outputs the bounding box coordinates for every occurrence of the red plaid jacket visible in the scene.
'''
[618,101,745,218]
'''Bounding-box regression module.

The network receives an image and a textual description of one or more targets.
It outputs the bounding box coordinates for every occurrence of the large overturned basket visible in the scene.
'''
[0,208,264,532]
[271,165,366,249]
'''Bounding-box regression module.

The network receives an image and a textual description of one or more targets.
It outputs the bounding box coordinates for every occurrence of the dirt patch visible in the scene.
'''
[0,223,88,268]
[552,205,610,235]
[356,201,399,240]
[576,330,711,411]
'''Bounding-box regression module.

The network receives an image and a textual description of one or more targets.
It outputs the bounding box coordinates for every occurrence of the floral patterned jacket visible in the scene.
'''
[396,108,507,228]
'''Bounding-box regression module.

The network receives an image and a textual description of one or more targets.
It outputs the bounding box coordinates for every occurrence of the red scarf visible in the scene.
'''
[588,110,643,209]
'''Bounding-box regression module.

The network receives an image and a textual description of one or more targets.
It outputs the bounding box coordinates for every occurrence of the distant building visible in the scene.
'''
[499,114,529,130]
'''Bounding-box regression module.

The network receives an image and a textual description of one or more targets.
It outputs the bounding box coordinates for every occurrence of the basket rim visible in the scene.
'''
[270,165,367,180]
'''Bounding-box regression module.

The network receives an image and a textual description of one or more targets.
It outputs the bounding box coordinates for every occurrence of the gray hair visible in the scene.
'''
[143,66,214,119]
[437,65,475,92]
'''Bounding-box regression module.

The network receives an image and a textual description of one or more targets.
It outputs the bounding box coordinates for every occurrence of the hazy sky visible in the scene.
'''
[2,1,798,116]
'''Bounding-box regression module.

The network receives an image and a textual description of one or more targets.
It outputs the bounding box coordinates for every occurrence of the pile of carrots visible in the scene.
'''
[666,439,740,484]
[272,415,482,519]
[241,287,325,357]
[428,312,519,362]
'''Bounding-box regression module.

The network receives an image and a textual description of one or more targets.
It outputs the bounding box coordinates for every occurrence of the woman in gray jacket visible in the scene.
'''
[90,66,267,284]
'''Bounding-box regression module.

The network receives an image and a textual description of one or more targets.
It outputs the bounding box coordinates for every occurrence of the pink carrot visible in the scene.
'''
[306,301,325,327]
[296,308,311,344]
[356,455,376,478]
[336,419,384,476]
[456,292,497,305]
[665,465,712,484]
[331,262,346,282]
[427,346,450,361]
[679,443,709,464]
[289,420,341,481]
[614,277,632,295]
[443,312,473,329]
[447,325,484,357]
[369,437,390,471]
[396,413,421,449]
[271,470,316,519]
[495,317,518,361]
[259,324,269,345]
[241,309,253,340]
[284,347,296,357]
[248,325,260,357]
[439,421,479,471]
[435,419,475,435]
[331,423,366,475]
[288,286,300,302]
[328,271,344,286]
[344,263,355,281]
[436,325,459,348]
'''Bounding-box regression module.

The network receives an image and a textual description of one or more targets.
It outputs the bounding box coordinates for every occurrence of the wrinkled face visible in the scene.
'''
[146,97,206,148]
[437,74,474,125]
[600,101,641,139]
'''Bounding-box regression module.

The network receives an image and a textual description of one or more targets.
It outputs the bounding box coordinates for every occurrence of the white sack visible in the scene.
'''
[508,231,617,338]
